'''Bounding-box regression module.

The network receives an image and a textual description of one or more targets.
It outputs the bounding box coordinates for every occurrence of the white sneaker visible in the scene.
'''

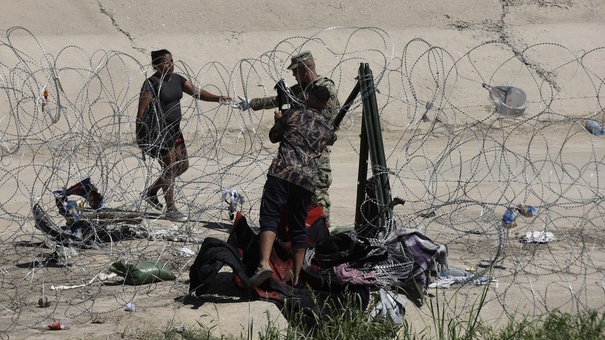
[165,209,188,222]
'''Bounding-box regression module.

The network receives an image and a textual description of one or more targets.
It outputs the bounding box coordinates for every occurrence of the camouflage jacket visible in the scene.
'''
[250,76,340,124]
[267,108,336,193]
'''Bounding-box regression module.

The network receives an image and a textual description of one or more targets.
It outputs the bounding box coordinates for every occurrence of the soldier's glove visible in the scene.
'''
[237,96,251,111]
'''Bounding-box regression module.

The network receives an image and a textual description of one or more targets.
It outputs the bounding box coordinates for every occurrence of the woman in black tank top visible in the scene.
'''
[136,49,230,221]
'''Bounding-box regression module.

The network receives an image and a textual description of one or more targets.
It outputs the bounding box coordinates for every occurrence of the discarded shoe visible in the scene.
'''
[165,209,187,222]
[250,267,273,288]
[143,193,163,211]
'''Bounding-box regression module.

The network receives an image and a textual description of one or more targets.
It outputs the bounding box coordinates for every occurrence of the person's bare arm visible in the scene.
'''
[183,80,230,102]
[136,90,152,130]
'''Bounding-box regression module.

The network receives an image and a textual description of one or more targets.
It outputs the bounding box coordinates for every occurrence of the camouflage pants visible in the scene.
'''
[314,163,332,224]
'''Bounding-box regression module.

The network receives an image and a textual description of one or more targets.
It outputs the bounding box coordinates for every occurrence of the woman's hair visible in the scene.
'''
[151,49,171,66]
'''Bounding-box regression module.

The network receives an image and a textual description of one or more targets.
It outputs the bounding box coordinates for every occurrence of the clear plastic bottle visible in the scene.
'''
[125,302,136,312]
[60,318,71,330]
[586,120,605,136]
[48,317,71,330]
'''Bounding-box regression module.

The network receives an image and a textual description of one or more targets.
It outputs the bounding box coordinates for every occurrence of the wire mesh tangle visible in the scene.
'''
[0,26,605,335]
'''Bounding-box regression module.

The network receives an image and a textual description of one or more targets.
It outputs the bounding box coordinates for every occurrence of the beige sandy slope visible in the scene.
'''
[2,1,605,339]
[3,0,604,66]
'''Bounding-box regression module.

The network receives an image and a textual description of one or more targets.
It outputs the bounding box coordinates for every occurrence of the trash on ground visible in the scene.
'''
[108,260,175,285]
[483,83,527,117]
[520,231,555,244]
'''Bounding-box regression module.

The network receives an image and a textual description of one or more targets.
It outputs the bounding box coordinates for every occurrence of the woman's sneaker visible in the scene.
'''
[143,193,163,211]
[165,209,188,222]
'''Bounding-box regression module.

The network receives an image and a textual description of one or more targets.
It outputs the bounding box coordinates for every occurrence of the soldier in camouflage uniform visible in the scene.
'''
[239,51,340,224]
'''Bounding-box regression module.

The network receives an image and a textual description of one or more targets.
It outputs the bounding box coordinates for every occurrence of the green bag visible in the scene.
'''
[109,260,175,285]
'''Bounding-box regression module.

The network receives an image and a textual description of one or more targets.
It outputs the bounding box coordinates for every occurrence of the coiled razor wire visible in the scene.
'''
[0,26,604,335]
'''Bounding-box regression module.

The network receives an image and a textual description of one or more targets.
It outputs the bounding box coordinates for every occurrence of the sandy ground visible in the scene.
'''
[1,1,605,339]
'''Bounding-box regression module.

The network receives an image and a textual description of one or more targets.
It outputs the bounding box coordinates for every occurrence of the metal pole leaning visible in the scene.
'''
[364,64,392,215]
[333,80,360,130]
[355,64,371,232]
[355,63,392,238]
[354,110,369,232]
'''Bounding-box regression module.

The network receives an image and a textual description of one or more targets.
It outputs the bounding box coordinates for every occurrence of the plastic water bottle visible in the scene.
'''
[59,318,71,330]
[585,120,605,136]
[502,208,518,228]
[502,208,516,224]
[517,204,537,217]
[48,317,71,330]
[125,302,136,312]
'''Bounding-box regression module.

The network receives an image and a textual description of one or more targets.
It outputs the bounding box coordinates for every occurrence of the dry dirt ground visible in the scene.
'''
[1,1,605,339]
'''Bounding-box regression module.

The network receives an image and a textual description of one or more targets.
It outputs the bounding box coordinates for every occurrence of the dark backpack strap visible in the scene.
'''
[146,76,160,98]
[139,77,161,160]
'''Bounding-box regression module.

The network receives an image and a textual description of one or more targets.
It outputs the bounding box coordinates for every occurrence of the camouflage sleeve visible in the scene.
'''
[250,89,305,111]
[250,96,279,111]
[250,84,305,111]
[269,116,286,143]
[250,77,340,118]
[316,77,340,124]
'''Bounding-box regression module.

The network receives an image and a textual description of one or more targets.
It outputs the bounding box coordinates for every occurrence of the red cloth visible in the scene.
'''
[229,204,329,299]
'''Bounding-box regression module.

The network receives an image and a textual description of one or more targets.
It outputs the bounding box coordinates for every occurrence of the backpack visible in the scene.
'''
[136,77,165,159]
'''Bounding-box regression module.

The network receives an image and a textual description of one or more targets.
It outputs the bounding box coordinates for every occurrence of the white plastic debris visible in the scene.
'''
[520,231,555,244]
[483,83,527,117]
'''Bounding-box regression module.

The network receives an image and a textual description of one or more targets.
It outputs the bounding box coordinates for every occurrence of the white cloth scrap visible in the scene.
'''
[520,231,555,243]
[429,276,497,289]
[369,288,407,325]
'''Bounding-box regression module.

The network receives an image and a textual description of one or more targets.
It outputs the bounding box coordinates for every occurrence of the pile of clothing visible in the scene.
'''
[189,206,448,330]
[33,177,137,248]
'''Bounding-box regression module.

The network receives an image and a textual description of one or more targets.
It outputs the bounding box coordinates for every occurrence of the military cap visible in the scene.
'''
[287,50,314,70]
